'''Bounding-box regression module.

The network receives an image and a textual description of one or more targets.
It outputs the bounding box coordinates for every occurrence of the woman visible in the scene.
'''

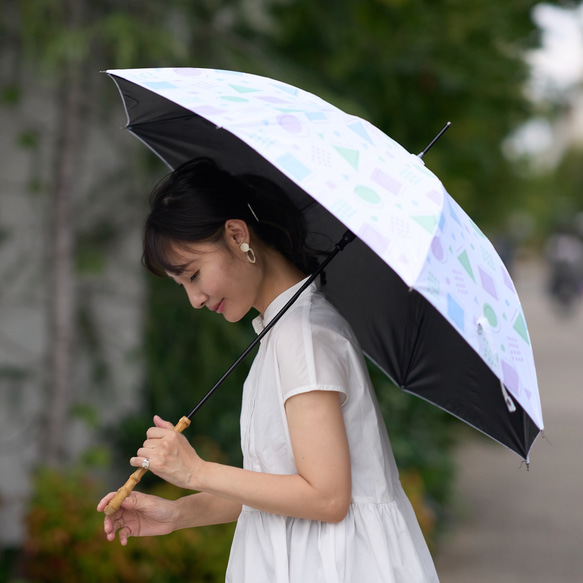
[98,158,440,582]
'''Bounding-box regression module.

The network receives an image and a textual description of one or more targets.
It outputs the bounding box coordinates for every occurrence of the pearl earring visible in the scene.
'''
[240,242,256,264]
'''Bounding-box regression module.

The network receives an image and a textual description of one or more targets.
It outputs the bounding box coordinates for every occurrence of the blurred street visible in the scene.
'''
[436,256,583,582]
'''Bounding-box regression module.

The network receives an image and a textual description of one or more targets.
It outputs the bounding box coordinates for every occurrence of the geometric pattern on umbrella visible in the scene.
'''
[107,67,543,440]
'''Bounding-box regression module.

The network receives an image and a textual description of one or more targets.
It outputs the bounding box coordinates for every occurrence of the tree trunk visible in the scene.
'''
[43,0,85,467]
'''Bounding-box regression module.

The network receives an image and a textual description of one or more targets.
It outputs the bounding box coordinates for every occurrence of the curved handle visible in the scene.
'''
[103,416,191,516]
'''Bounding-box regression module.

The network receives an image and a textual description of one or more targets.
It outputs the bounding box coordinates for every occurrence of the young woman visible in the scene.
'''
[98,158,440,582]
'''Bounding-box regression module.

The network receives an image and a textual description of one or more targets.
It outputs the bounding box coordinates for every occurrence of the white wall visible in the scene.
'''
[0,75,146,546]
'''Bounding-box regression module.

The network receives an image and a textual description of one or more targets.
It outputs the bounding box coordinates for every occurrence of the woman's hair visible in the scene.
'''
[143,158,320,276]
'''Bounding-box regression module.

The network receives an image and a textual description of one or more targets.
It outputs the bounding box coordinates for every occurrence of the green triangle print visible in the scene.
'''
[457,250,476,282]
[334,146,360,169]
[513,312,530,345]
[229,84,259,94]
[412,215,438,234]
[221,96,248,103]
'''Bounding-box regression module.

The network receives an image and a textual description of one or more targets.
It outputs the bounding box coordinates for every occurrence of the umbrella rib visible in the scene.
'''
[126,114,200,130]
[126,129,175,170]
[400,386,537,463]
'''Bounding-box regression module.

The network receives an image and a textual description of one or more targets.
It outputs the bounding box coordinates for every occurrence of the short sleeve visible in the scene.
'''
[271,301,351,405]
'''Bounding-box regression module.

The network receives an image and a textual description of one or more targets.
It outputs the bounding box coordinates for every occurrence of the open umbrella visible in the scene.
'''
[103,67,543,513]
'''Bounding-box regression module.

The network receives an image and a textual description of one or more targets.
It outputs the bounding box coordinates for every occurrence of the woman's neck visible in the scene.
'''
[255,248,306,315]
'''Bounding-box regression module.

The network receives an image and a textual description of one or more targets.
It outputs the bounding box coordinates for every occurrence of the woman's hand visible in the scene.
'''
[130,415,205,491]
[97,491,177,545]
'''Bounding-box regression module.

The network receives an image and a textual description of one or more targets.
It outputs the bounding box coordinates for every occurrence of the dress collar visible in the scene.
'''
[252,276,318,335]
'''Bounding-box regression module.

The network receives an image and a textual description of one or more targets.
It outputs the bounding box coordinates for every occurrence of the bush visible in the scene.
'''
[21,462,235,583]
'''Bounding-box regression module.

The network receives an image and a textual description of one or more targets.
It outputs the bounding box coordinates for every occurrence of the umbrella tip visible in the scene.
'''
[417,121,452,159]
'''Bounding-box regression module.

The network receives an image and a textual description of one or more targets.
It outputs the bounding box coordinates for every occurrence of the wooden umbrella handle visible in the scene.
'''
[103,416,191,516]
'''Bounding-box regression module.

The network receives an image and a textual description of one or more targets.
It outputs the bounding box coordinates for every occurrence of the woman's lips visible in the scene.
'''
[212,299,225,314]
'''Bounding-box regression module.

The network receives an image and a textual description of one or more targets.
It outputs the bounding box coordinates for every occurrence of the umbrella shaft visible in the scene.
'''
[418,121,451,159]
[186,230,355,419]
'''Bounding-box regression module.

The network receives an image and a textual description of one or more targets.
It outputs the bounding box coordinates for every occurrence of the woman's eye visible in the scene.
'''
[190,271,199,282]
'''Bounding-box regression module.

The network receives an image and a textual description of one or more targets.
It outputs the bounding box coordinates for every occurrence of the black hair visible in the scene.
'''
[143,158,320,276]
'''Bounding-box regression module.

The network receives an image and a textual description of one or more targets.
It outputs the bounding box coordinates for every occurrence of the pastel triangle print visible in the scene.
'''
[229,84,260,94]
[513,312,530,345]
[334,146,360,170]
[412,215,438,234]
[457,250,476,283]
[348,121,374,145]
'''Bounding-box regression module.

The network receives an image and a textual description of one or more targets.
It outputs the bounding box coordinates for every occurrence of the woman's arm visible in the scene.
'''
[200,390,352,522]
[173,492,242,530]
[136,391,352,523]
[97,488,241,545]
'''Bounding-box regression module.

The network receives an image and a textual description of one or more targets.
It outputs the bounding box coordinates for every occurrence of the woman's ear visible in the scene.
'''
[224,219,250,248]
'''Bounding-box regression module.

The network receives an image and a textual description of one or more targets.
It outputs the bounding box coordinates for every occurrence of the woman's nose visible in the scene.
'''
[186,287,207,309]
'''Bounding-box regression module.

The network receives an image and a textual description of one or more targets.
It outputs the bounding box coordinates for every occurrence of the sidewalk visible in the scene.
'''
[435,258,583,582]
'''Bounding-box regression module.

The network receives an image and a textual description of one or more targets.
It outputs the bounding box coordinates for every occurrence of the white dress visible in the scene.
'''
[226,278,440,583]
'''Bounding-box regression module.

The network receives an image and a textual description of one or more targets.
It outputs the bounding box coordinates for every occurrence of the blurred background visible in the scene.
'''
[1,1,582,581]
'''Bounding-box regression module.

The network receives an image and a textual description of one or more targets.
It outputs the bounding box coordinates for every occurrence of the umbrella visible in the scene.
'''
[104,68,542,508]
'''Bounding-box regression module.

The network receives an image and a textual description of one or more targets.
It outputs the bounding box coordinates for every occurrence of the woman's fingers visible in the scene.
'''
[130,452,154,471]
[105,518,120,541]
[144,416,174,439]
[104,517,131,545]
[154,414,174,429]
[99,493,141,543]
[118,525,132,546]
[126,417,181,471]
[120,491,140,509]
[97,491,117,512]
[99,501,124,542]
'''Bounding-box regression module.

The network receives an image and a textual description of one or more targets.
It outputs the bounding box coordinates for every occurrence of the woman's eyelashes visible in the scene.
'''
[169,271,198,286]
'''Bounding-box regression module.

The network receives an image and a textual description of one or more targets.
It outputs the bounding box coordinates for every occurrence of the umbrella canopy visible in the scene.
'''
[107,67,543,461]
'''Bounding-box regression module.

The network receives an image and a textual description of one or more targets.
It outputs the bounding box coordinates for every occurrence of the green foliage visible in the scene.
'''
[11,0,272,78]
[260,0,556,228]
[21,463,234,583]
[16,130,39,150]
[69,403,101,430]
[15,0,184,71]
[74,220,120,275]
[95,12,188,69]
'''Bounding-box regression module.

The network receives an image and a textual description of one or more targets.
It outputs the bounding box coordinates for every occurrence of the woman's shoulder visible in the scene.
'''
[272,290,355,347]
[268,290,357,401]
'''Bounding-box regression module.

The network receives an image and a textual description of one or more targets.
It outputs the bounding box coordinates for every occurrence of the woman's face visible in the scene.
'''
[165,221,265,322]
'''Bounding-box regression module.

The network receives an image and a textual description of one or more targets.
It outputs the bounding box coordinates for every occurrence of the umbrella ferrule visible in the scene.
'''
[417,121,452,159]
